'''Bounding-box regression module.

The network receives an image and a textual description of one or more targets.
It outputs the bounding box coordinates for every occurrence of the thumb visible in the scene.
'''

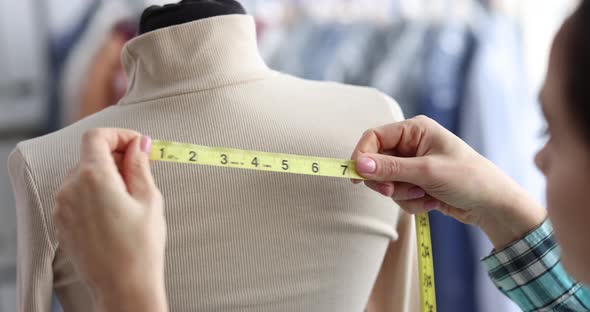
[356,153,431,185]
[122,135,158,203]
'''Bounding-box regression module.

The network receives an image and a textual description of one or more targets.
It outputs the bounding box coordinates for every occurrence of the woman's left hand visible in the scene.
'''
[53,128,168,312]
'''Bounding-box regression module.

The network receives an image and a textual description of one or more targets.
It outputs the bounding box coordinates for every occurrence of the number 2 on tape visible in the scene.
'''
[151,140,363,180]
[150,139,436,312]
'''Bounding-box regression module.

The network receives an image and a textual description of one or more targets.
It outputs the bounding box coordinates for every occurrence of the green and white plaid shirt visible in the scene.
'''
[482,220,590,311]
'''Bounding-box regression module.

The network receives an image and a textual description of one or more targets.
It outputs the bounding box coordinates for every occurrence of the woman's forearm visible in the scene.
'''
[478,187,547,250]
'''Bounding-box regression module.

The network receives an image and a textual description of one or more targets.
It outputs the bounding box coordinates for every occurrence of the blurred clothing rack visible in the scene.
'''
[250,1,578,312]
[241,0,560,25]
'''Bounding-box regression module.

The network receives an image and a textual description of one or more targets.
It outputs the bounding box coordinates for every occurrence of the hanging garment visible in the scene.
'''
[258,22,290,63]
[461,12,545,312]
[331,22,407,88]
[265,17,318,77]
[300,24,350,81]
[371,20,429,117]
[9,15,419,312]
[418,20,478,312]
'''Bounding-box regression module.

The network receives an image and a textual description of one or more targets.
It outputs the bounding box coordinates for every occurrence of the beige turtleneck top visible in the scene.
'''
[8,15,419,312]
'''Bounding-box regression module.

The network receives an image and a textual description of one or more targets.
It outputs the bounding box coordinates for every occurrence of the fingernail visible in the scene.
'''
[408,187,426,199]
[357,157,377,174]
[424,199,440,211]
[140,136,152,154]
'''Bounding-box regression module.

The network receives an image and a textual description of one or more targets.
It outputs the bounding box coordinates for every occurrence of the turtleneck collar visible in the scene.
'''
[120,14,271,105]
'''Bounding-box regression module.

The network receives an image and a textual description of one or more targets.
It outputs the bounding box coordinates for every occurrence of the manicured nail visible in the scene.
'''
[424,199,440,211]
[140,135,152,154]
[357,157,377,174]
[408,187,426,199]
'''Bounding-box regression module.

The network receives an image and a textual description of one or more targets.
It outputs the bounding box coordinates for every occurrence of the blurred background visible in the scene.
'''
[0,0,579,311]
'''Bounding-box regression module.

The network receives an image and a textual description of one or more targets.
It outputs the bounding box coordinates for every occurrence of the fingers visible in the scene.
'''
[363,181,426,201]
[122,136,160,204]
[363,180,395,196]
[355,153,433,185]
[397,198,472,223]
[79,128,159,204]
[361,178,443,215]
[352,115,436,159]
[351,116,443,185]
[397,196,442,215]
[80,128,141,165]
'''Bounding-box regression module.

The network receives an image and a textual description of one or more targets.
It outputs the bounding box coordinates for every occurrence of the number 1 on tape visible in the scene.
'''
[150,139,436,312]
[150,140,364,179]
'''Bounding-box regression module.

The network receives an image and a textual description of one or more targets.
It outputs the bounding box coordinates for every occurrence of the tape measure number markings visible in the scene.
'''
[150,139,436,312]
[416,213,437,312]
[150,140,365,179]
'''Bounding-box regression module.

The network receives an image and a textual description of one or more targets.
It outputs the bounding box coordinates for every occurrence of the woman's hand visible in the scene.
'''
[53,128,168,312]
[352,116,547,248]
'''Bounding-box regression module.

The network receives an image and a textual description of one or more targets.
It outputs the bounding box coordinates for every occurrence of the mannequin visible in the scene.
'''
[9,6,418,311]
[139,0,246,34]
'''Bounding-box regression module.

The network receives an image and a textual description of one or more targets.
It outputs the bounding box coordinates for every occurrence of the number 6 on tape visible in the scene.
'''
[150,140,364,179]
[150,139,437,312]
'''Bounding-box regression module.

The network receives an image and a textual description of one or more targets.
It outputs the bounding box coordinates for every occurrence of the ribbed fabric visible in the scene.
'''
[8,15,419,312]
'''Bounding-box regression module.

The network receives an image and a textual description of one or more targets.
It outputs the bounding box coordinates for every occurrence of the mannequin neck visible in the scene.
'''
[139,0,246,35]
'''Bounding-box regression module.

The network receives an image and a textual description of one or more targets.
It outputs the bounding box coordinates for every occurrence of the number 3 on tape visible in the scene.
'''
[150,139,436,312]
[150,140,364,179]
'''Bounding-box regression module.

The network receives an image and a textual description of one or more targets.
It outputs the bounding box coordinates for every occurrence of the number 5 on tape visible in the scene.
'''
[150,140,364,179]
[150,139,437,312]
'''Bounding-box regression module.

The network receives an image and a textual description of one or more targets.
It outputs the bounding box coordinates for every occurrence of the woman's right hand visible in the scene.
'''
[352,116,546,248]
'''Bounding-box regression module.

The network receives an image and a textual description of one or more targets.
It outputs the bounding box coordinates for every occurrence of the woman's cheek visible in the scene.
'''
[545,159,590,284]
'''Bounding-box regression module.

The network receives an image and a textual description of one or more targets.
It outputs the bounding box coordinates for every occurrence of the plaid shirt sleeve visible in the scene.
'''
[481,220,590,311]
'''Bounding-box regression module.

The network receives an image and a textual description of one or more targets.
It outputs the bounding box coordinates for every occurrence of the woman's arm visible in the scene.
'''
[53,129,168,312]
[352,115,547,250]
[353,116,590,310]
[483,220,590,311]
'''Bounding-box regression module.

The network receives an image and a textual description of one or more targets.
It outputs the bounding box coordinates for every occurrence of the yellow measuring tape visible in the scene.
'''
[150,140,436,312]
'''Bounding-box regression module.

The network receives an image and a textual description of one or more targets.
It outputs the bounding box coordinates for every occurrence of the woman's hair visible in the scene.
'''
[567,1,590,141]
